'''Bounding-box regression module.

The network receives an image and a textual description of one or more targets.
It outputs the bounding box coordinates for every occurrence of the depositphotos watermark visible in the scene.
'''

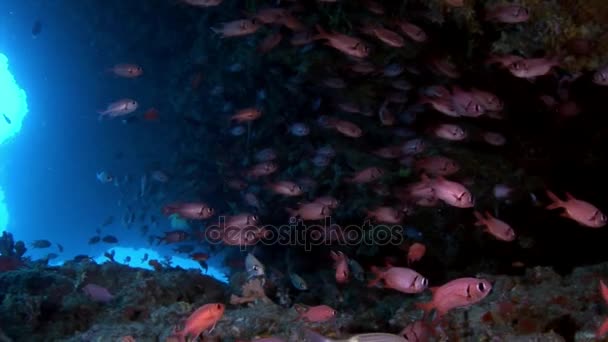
[203,216,406,251]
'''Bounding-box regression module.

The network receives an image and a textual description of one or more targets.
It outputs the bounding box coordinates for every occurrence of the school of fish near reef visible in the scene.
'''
[2,0,608,340]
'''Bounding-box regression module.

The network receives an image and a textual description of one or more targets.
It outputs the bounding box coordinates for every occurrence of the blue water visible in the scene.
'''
[0,1,227,282]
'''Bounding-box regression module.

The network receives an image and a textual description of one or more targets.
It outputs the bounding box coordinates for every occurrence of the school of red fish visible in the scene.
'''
[93,0,608,340]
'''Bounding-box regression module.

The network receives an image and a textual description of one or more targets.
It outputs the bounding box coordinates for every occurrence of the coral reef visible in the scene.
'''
[0,259,607,340]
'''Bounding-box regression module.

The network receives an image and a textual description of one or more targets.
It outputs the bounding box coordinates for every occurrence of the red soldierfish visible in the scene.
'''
[422,175,474,208]
[266,181,303,196]
[345,167,385,183]
[313,25,370,58]
[368,266,428,294]
[163,202,215,220]
[171,303,225,342]
[294,304,337,323]
[365,206,404,224]
[286,202,331,221]
[473,211,516,241]
[508,57,559,78]
[330,250,349,284]
[416,277,492,319]
[231,107,262,123]
[484,4,529,23]
[545,190,607,228]
[211,19,261,38]
[107,64,143,78]
[432,123,467,141]
[415,156,459,176]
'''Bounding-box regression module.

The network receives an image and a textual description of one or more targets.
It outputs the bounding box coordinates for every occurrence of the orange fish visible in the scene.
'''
[231,108,262,123]
[473,211,516,241]
[171,303,225,342]
[545,190,607,228]
[107,64,143,78]
[407,242,426,265]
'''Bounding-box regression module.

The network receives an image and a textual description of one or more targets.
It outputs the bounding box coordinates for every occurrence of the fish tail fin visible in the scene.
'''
[545,190,563,210]
[313,24,328,40]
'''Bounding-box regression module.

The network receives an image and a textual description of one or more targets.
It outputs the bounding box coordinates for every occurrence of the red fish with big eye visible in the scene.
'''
[368,266,428,294]
[416,278,492,319]
[211,19,261,38]
[473,211,516,241]
[545,190,607,228]
[294,304,337,323]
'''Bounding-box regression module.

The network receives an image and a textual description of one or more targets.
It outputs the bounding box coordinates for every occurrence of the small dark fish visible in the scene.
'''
[31,240,52,248]
[31,20,42,37]
[2,114,11,124]
[56,243,64,252]
[102,235,119,244]
[88,236,101,245]
[73,255,92,262]
[141,253,148,262]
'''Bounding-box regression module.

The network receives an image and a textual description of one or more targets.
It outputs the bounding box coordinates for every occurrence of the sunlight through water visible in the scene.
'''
[0,52,29,234]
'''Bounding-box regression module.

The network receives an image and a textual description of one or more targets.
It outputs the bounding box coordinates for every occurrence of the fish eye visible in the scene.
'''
[422,278,428,287]
[252,265,259,271]
[217,304,222,309]
[332,310,337,316]
[477,282,487,292]
[475,104,483,113]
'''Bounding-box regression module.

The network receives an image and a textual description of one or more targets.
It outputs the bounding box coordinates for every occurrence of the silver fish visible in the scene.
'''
[245,253,265,279]
[303,329,406,342]
[289,272,308,290]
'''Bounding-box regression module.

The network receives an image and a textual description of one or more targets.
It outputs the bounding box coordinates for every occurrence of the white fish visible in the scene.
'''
[245,253,265,279]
